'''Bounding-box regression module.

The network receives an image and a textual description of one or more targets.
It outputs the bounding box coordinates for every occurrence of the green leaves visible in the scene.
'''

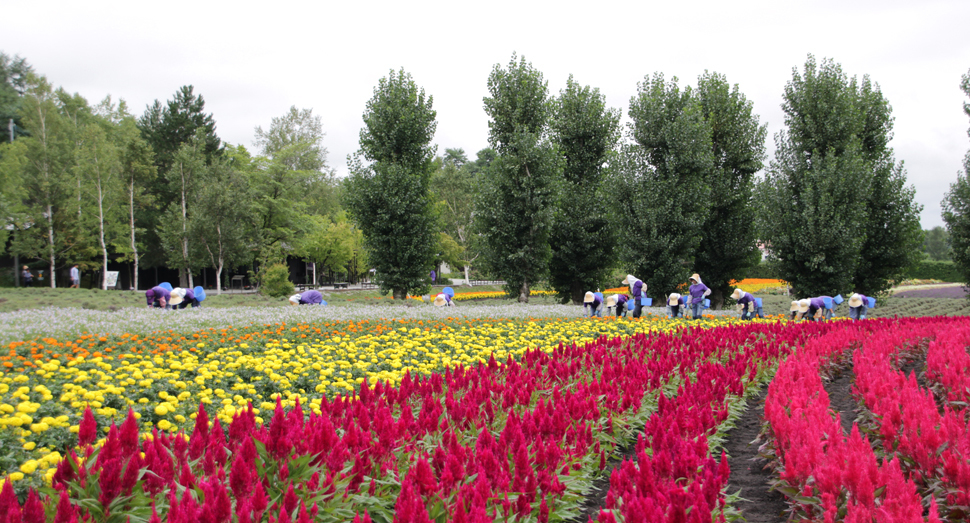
[761,56,921,297]
[346,69,439,300]
[617,74,714,297]
[548,76,620,303]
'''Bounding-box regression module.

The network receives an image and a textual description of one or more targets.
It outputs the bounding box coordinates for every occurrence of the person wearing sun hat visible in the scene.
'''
[583,291,604,317]
[607,294,629,317]
[807,296,833,321]
[848,293,869,320]
[789,300,801,320]
[686,273,711,320]
[795,298,812,320]
[289,290,325,305]
[145,285,171,309]
[622,274,647,318]
[666,293,685,318]
[433,292,455,307]
[731,288,763,320]
[171,287,200,309]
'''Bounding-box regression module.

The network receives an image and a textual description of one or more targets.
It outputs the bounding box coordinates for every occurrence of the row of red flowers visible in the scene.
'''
[853,317,970,520]
[0,322,778,522]
[764,318,949,522]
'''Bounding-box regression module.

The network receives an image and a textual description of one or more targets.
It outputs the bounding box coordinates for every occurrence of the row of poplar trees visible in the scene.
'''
[346,54,922,306]
[0,53,349,292]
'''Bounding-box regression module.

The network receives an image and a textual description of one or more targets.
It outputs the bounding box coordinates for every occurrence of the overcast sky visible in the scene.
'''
[3,0,968,228]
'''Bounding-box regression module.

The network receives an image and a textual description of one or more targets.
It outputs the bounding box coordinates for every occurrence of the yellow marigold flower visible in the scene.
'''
[154,405,168,416]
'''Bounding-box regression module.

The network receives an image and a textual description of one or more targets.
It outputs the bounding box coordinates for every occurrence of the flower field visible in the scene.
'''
[4,312,970,522]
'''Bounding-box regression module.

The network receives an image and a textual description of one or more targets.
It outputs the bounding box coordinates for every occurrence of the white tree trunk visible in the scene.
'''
[47,204,56,288]
[129,181,139,291]
[180,163,191,288]
[98,181,108,290]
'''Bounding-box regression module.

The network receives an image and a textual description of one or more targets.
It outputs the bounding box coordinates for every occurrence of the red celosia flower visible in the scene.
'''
[78,406,98,447]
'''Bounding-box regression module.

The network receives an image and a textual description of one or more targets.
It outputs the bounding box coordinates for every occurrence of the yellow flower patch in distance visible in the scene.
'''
[0,314,778,485]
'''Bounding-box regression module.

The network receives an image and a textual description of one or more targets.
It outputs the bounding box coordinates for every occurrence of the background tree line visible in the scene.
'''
[2,51,935,303]
[0,53,360,293]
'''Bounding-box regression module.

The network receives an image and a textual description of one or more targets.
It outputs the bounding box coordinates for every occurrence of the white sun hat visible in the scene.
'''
[621,274,637,285]
[433,294,447,307]
[169,293,183,305]
[606,295,617,307]
[848,293,864,307]
[730,288,744,300]
[797,299,810,313]
[667,293,682,306]
[789,301,800,312]
[289,294,301,305]
[584,291,595,303]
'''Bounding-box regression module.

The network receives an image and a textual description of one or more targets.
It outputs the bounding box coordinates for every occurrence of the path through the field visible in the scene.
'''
[723,388,787,523]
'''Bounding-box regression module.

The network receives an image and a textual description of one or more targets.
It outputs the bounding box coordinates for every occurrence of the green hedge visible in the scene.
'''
[904,260,963,283]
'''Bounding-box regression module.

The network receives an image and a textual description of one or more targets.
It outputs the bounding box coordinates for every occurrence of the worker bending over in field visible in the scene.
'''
[607,294,629,317]
[848,293,869,320]
[666,293,685,318]
[583,291,604,317]
[146,286,171,309]
[289,290,325,305]
[170,287,200,309]
[622,274,647,319]
[731,288,763,320]
[686,273,711,320]
[811,296,834,321]
[433,292,455,307]
[790,301,801,320]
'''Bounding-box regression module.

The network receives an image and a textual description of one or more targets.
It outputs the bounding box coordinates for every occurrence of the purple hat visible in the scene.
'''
[146,289,155,298]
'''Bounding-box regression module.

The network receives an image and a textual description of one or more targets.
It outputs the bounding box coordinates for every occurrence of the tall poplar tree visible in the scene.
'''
[548,76,620,304]
[942,68,970,285]
[477,54,561,302]
[344,68,438,300]
[692,72,767,307]
[614,73,714,297]
[759,56,921,297]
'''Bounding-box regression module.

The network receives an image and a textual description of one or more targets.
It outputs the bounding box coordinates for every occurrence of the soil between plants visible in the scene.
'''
[824,365,858,435]
[723,387,788,523]
[570,430,642,522]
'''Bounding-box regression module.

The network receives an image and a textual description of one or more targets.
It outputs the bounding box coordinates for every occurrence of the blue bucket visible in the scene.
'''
[628,300,636,311]
[823,297,833,309]
[641,297,652,307]
[867,297,876,308]
[703,299,711,309]
[443,287,455,298]
[755,298,763,308]
[594,292,603,302]
[159,282,173,292]
[194,286,206,302]
[318,300,328,306]
[833,294,844,305]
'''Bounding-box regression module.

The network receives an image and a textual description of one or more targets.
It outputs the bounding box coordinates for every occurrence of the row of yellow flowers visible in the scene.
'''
[0,314,772,487]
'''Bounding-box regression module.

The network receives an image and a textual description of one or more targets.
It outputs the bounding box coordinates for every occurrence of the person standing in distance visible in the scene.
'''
[70,264,80,288]
[686,273,711,320]
[21,266,32,287]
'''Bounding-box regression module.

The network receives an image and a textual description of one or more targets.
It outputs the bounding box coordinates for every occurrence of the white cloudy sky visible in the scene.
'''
[3,0,968,227]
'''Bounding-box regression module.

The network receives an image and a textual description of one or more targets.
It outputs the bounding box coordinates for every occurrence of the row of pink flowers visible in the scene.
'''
[854,317,970,518]
[0,323,796,522]
[765,318,941,522]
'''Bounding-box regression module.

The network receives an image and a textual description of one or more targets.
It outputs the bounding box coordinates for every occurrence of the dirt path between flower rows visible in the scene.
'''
[824,364,858,435]
[723,387,788,523]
